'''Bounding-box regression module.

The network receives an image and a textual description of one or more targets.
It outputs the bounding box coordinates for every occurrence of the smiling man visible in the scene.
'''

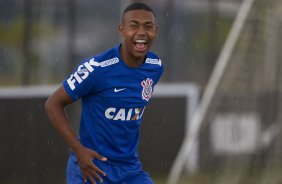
[45,3,163,184]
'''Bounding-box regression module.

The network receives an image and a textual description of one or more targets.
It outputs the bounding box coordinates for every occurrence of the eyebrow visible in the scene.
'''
[128,20,155,25]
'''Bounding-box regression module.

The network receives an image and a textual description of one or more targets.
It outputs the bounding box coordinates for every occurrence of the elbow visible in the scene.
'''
[45,97,53,117]
[45,96,61,126]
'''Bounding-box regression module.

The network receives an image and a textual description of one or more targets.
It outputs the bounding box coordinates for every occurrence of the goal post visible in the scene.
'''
[167,0,255,183]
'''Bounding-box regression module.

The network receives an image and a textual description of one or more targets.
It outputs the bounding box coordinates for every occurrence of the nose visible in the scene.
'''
[136,26,146,36]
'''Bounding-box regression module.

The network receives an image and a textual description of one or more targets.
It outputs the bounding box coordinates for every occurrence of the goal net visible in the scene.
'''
[169,0,282,183]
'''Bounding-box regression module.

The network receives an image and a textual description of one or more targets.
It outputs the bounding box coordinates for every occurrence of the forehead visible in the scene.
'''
[122,10,156,23]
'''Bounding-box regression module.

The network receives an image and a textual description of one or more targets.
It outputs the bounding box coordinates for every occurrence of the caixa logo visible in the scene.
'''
[105,107,145,121]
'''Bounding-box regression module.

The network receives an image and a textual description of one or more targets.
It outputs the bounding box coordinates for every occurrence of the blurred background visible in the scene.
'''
[0,0,235,86]
[1,0,282,183]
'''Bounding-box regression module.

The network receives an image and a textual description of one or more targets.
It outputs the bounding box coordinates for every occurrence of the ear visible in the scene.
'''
[155,25,159,38]
[118,24,124,36]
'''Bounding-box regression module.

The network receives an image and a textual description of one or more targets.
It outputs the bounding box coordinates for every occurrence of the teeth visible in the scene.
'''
[135,40,146,43]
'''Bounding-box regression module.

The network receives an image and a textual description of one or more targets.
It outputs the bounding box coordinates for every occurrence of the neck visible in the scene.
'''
[119,43,145,68]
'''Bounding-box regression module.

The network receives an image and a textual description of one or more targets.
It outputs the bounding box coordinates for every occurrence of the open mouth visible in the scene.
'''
[134,39,147,51]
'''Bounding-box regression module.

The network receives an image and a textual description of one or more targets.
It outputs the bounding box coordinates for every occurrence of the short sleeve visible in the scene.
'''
[63,58,101,101]
[155,60,164,84]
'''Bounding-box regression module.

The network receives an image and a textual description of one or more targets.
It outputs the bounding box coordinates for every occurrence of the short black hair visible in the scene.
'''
[122,2,156,17]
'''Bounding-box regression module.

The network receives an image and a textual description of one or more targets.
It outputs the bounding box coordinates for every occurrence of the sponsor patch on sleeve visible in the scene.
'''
[66,57,119,90]
[145,58,162,66]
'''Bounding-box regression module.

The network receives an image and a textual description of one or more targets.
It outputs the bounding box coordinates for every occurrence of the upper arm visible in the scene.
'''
[45,85,74,110]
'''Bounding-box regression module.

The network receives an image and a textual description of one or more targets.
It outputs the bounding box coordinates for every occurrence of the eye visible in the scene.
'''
[145,24,154,29]
[129,23,138,28]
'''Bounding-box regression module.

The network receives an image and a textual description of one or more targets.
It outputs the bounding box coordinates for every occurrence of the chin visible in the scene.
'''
[133,52,147,58]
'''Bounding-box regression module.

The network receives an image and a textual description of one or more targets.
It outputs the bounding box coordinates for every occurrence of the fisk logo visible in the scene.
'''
[67,58,119,90]
[67,58,99,90]
[105,107,145,121]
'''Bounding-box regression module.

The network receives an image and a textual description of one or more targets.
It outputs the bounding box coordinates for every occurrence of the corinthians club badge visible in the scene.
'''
[141,78,153,101]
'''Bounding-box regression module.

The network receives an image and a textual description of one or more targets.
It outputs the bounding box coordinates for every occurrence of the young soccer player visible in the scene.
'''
[45,2,163,184]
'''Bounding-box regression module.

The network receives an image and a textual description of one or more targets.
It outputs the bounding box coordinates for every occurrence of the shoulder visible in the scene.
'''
[94,46,120,68]
[80,46,120,73]
[145,51,163,70]
[93,46,118,63]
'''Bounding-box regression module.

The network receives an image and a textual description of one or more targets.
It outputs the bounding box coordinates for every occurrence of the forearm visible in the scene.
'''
[46,104,82,152]
[45,86,83,153]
